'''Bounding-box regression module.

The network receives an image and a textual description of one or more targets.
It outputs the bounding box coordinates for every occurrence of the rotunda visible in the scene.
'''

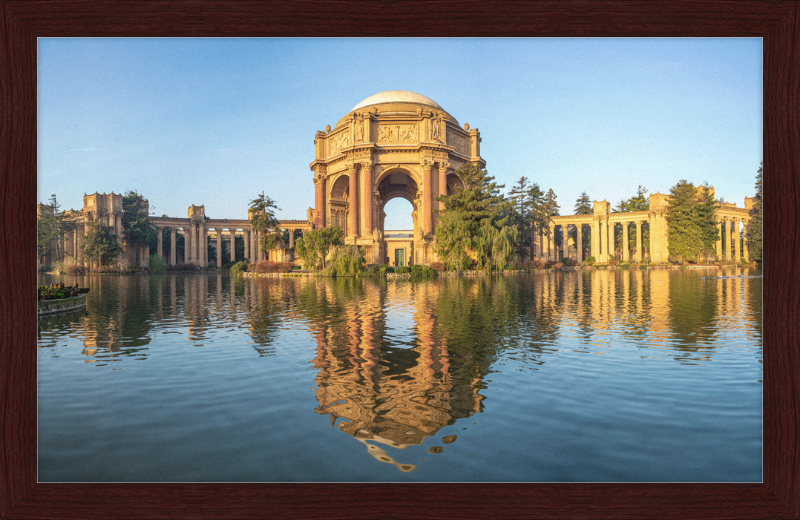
[309,90,485,265]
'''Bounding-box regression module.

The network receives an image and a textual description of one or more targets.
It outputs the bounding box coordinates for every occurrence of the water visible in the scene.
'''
[37,267,762,482]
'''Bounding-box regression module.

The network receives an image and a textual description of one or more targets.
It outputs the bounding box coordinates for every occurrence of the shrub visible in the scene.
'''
[523,259,546,270]
[254,261,293,273]
[38,264,49,273]
[429,262,444,272]
[409,264,436,277]
[322,246,363,277]
[584,256,596,266]
[230,261,248,276]
[148,254,166,273]
[222,262,235,269]
[609,259,618,266]
[65,264,85,275]
[89,265,119,273]
[360,264,395,277]
[394,266,411,274]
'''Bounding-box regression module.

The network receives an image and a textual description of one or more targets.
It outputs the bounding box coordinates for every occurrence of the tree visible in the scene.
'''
[82,214,123,266]
[746,162,763,262]
[295,226,343,270]
[508,177,549,259]
[122,190,157,265]
[665,180,719,263]
[249,192,282,257]
[544,189,559,216]
[435,162,518,271]
[574,192,592,215]
[38,194,64,262]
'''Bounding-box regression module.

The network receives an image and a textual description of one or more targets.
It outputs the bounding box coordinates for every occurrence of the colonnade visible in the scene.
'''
[153,224,261,267]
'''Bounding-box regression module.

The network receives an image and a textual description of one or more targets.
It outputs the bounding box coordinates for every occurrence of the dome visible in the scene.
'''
[352,90,442,111]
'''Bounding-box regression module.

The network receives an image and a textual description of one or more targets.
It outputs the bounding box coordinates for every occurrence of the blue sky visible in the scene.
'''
[38,38,762,230]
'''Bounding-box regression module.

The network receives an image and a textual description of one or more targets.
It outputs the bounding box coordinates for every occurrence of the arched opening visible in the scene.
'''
[377,170,418,266]
[328,175,352,235]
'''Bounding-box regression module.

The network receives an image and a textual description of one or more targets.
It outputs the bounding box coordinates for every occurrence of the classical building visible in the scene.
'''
[309,90,484,265]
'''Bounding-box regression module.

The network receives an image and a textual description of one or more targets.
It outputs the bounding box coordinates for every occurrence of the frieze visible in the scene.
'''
[378,124,418,144]
[328,131,351,157]
[447,132,469,155]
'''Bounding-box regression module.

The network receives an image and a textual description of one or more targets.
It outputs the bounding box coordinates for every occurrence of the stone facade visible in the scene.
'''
[310,90,485,265]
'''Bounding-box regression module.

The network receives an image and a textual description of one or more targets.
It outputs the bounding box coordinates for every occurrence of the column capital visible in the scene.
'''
[359,160,373,170]
[421,159,434,170]
[438,161,451,171]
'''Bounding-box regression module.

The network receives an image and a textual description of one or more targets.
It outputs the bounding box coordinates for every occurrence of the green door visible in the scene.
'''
[395,249,405,267]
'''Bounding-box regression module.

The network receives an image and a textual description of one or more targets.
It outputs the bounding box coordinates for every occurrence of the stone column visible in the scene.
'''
[244,229,250,262]
[157,227,163,257]
[591,219,599,259]
[548,223,556,261]
[734,218,741,262]
[200,224,207,267]
[576,224,583,263]
[289,230,295,249]
[716,221,723,259]
[215,229,222,266]
[314,176,326,229]
[170,228,176,265]
[361,162,373,237]
[561,225,568,261]
[599,219,607,262]
[635,221,643,261]
[438,161,449,216]
[743,219,749,262]
[422,160,433,235]
[76,226,83,264]
[724,219,731,260]
[230,228,236,263]
[622,222,629,262]
[348,166,358,237]
[185,226,192,264]
[608,221,615,261]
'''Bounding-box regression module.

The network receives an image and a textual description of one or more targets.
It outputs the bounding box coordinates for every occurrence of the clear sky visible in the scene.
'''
[38,38,762,230]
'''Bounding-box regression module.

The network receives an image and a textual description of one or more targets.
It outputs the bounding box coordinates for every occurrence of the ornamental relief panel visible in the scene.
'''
[378,124,418,144]
[447,132,469,155]
[328,131,351,157]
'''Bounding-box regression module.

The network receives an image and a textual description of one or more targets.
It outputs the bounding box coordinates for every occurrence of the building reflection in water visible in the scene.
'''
[295,278,485,473]
[38,268,762,469]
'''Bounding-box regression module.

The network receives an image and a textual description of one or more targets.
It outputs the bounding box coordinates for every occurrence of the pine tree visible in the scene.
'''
[37,194,69,263]
[249,192,282,257]
[435,163,518,271]
[508,177,549,259]
[122,191,157,262]
[616,186,649,254]
[573,192,592,215]
[82,214,123,266]
[746,162,763,262]
[665,180,718,263]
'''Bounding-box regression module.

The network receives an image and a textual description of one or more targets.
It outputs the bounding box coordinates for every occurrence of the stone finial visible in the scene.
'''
[416,107,422,116]
[464,123,470,131]
[325,124,331,133]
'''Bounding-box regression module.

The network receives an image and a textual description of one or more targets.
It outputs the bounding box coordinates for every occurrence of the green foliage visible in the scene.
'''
[295,226,344,270]
[122,191,157,255]
[409,264,436,277]
[230,261,249,276]
[544,189,559,216]
[322,246,363,277]
[81,215,123,266]
[37,194,74,263]
[583,255,596,266]
[574,192,593,215]
[746,162,763,262]
[148,253,166,272]
[248,192,282,257]
[665,180,719,263]
[359,263,395,277]
[508,176,551,257]
[394,266,411,274]
[435,163,518,271]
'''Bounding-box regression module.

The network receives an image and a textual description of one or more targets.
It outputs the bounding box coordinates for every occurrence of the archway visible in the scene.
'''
[328,174,352,235]
[377,170,418,266]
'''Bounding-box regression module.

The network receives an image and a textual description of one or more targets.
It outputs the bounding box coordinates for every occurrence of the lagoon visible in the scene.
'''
[37,267,762,482]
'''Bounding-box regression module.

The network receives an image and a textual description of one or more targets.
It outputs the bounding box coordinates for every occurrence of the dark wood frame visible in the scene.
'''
[2,1,797,518]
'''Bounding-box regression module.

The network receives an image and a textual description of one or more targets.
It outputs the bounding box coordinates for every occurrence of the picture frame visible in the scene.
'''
[2,1,797,517]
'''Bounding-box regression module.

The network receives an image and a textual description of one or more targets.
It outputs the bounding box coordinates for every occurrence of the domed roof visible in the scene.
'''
[352,90,442,111]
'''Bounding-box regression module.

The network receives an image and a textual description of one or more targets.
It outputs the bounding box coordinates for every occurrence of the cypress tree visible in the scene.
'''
[665,180,718,263]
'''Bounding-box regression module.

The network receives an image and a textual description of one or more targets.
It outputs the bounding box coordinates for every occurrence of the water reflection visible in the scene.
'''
[38,267,762,476]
